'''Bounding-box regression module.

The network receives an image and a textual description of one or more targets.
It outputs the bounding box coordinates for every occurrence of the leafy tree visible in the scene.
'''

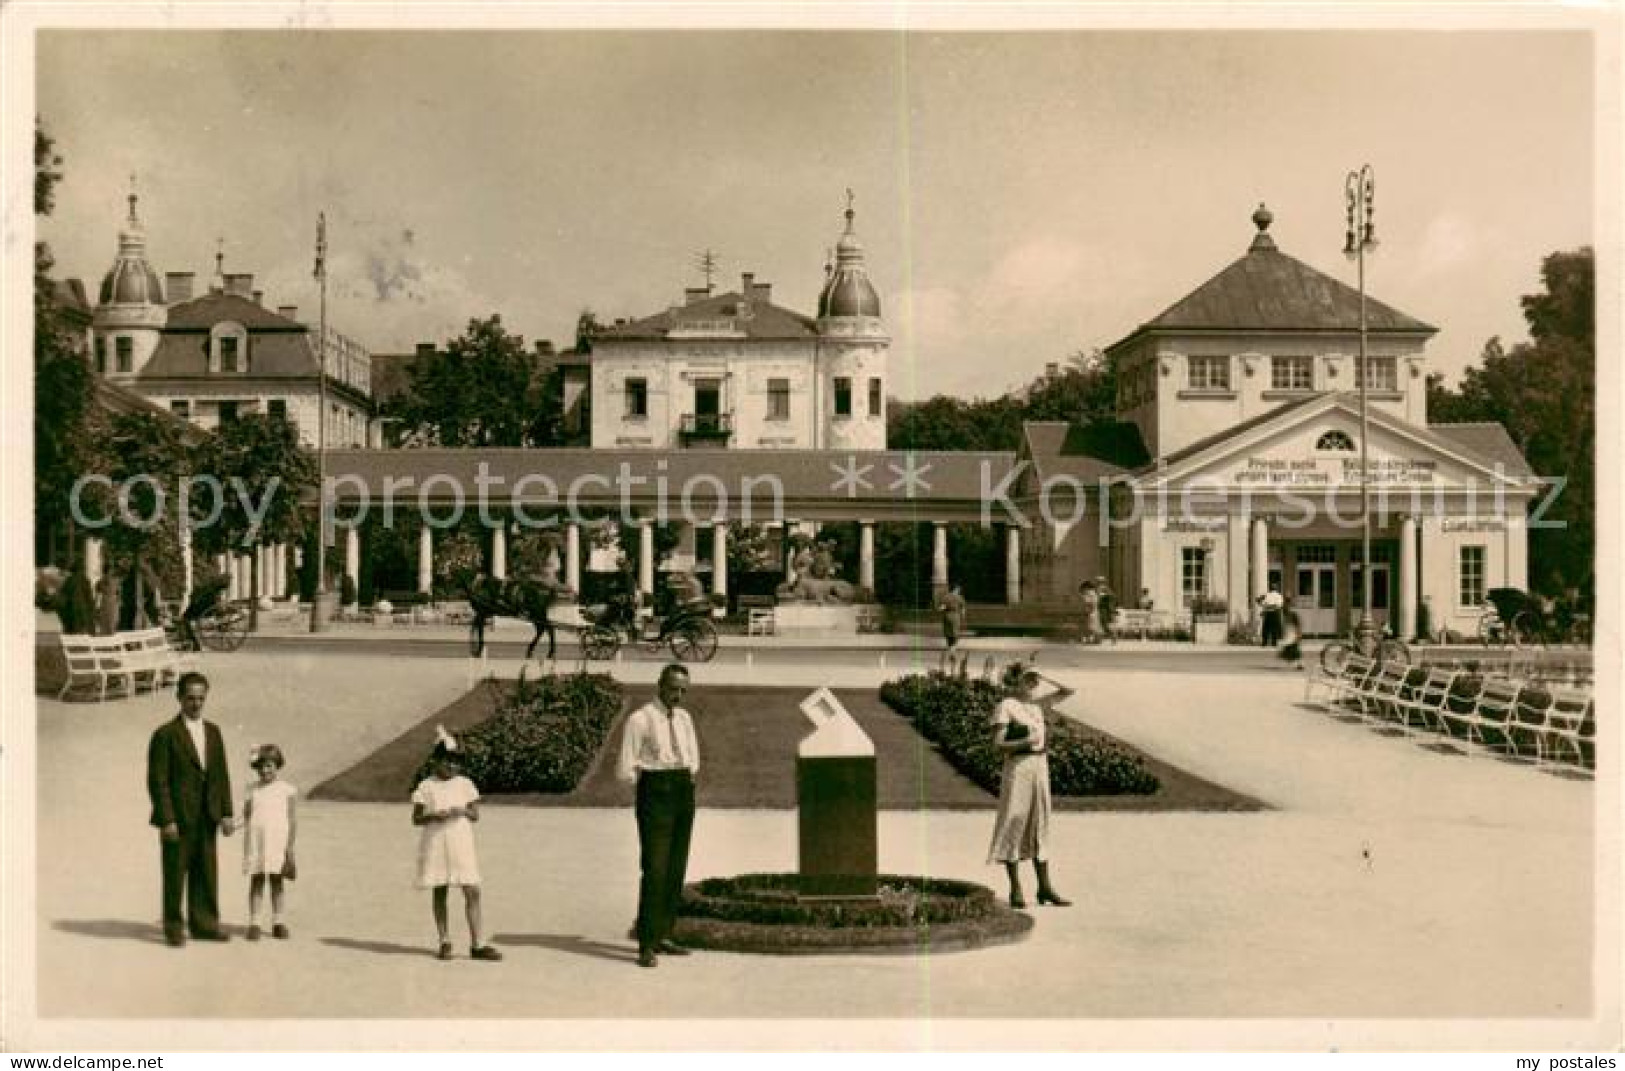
[1428,248,1594,598]
[887,348,1117,453]
[193,414,317,629]
[35,118,100,569]
[391,315,558,447]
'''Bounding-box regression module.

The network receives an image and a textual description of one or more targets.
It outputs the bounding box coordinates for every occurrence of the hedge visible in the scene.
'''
[879,672,1159,796]
[414,671,623,793]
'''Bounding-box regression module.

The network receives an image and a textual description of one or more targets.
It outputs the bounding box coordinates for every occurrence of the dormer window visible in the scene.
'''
[208,321,249,375]
[1355,356,1397,391]
[1316,430,1356,452]
[1188,355,1231,391]
[1271,355,1314,391]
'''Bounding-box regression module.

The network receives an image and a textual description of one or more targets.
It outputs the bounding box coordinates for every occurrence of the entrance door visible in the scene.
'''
[1351,556,1392,632]
[1295,545,1338,636]
[694,378,721,432]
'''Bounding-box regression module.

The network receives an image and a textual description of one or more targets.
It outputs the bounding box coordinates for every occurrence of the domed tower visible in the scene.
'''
[92,181,166,383]
[815,191,889,449]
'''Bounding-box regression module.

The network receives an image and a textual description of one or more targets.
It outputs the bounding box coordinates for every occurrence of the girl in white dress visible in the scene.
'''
[412,728,502,961]
[242,744,298,940]
[987,663,1075,909]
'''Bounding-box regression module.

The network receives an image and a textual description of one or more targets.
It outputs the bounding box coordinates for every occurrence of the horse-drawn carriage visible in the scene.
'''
[1478,587,1591,649]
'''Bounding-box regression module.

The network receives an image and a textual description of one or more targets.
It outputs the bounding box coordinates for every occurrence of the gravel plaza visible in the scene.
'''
[7,635,1615,1052]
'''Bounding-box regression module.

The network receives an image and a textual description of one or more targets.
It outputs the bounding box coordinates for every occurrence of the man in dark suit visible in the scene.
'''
[147,671,236,946]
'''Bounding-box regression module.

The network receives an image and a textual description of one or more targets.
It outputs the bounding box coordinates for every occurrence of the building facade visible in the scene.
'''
[87,190,374,449]
[588,202,888,451]
[1017,205,1539,638]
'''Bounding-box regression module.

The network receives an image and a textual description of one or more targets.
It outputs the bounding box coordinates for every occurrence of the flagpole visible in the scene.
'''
[308,212,330,633]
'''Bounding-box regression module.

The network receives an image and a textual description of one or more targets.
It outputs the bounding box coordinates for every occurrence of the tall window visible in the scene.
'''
[170,399,191,420]
[1356,356,1397,391]
[766,378,790,421]
[868,377,883,417]
[1187,355,1231,391]
[1271,355,1314,391]
[94,337,108,375]
[1180,547,1208,608]
[115,337,133,374]
[1458,545,1486,607]
[217,401,239,425]
[833,376,853,417]
[219,336,240,373]
[624,377,648,419]
[268,399,288,422]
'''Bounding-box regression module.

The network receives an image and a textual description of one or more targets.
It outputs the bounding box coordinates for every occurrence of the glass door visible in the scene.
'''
[1294,545,1338,636]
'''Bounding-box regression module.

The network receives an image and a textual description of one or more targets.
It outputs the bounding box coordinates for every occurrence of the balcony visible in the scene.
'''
[679,412,734,446]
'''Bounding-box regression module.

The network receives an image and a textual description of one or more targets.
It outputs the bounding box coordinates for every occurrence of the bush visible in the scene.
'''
[414,671,623,794]
[879,673,1158,796]
[684,873,996,929]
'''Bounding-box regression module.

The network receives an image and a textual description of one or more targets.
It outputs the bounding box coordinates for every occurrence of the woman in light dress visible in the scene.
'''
[242,743,298,940]
[987,663,1076,909]
[412,728,502,962]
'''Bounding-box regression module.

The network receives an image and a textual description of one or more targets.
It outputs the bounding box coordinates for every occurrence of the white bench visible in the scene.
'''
[58,630,194,702]
[117,627,194,690]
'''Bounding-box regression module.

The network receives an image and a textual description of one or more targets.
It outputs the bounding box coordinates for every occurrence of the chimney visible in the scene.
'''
[277,305,299,321]
[740,272,753,294]
[165,272,195,304]
[224,273,254,299]
[252,289,264,306]
[1045,362,1060,379]
[534,339,555,356]
[415,342,437,359]
[684,287,710,305]
[750,279,772,303]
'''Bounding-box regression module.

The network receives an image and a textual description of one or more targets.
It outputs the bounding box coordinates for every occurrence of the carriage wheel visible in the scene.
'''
[1319,642,1350,674]
[1478,611,1505,648]
[1510,610,1540,650]
[669,618,719,663]
[200,605,249,652]
[582,625,620,661]
[1377,638,1411,666]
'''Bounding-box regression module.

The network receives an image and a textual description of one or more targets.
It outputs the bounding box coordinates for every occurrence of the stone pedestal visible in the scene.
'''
[775,603,862,636]
[797,757,877,898]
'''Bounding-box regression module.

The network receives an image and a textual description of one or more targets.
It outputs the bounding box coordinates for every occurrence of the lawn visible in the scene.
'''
[313,679,1264,811]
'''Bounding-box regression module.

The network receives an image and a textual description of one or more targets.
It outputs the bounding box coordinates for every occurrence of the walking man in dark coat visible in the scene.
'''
[147,671,236,945]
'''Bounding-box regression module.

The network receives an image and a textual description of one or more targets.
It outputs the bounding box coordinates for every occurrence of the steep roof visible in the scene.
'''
[141,331,320,380]
[599,289,818,342]
[1429,422,1536,478]
[1108,208,1436,353]
[164,292,307,331]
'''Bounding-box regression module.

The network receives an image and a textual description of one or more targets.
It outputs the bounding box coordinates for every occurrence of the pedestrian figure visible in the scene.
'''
[988,663,1076,908]
[939,584,967,653]
[1259,585,1285,647]
[147,671,236,946]
[1095,577,1117,644]
[1278,597,1303,669]
[411,728,501,961]
[1078,580,1102,645]
[617,664,701,968]
[242,744,298,940]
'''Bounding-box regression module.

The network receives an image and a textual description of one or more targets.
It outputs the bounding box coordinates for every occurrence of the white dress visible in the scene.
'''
[242,780,297,876]
[986,698,1053,864]
[412,775,482,888]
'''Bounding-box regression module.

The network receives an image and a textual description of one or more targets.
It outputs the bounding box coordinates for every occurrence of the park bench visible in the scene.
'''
[57,630,188,702]
[1386,666,1457,734]
[116,627,193,691]
[1540,688,1595,769]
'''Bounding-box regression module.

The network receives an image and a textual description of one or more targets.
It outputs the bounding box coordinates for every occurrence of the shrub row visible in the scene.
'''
[415,672,624,793]
[879,672,1159,797]
[683,873,997,929]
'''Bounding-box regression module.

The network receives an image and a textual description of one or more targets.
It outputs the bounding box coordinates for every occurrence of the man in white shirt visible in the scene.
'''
[1259,585,1286,647]
[617,663,701,968]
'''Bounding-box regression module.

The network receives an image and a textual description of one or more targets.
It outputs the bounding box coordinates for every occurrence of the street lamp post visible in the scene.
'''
[308,212,330,633]
[1344,165,1378,649]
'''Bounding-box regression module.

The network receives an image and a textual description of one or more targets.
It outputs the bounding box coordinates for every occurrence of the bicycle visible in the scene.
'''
[1319,628,1410,673]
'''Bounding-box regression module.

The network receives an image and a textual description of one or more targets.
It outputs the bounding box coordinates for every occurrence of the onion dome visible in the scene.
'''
[817,191,881,319]
[97,185,164,306]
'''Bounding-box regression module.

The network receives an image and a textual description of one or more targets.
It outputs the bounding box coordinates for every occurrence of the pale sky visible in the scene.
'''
[36,26,1595,401]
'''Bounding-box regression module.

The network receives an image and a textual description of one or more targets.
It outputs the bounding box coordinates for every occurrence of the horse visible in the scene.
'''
[463,573,572,662]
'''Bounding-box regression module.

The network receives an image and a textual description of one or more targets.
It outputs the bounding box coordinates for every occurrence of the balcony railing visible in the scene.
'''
[679,412,734,443]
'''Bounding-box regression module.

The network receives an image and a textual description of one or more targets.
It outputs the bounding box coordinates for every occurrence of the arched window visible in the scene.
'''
[1316,430,1356,452]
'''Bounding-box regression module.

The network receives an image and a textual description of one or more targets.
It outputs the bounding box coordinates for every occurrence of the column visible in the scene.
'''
[345,526,361,591]
[931,522,949,598]
[859,521,876,592]
[258,546,271,599]
[711,524,728,598]
[565,523,582,593]
[491,522,507,581]
[638,519,654,595]
[1250,516,1269,613]
[84,537,105,587]
[271,542,285,600]
[179,526,194,608]
[1226,511,1248,625]
[1397,514,1417,641]
[215,554,229,600]
[1005,525,1022,605]
[417,526,433,595]
[236,554,251,603]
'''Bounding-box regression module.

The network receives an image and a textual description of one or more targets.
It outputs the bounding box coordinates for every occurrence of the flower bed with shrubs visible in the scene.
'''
[672,872,1032,954]
[412,671,623,793]
[879,672,1159,797]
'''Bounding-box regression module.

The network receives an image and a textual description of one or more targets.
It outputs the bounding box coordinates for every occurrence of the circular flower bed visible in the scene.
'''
[672,873,1033,954]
